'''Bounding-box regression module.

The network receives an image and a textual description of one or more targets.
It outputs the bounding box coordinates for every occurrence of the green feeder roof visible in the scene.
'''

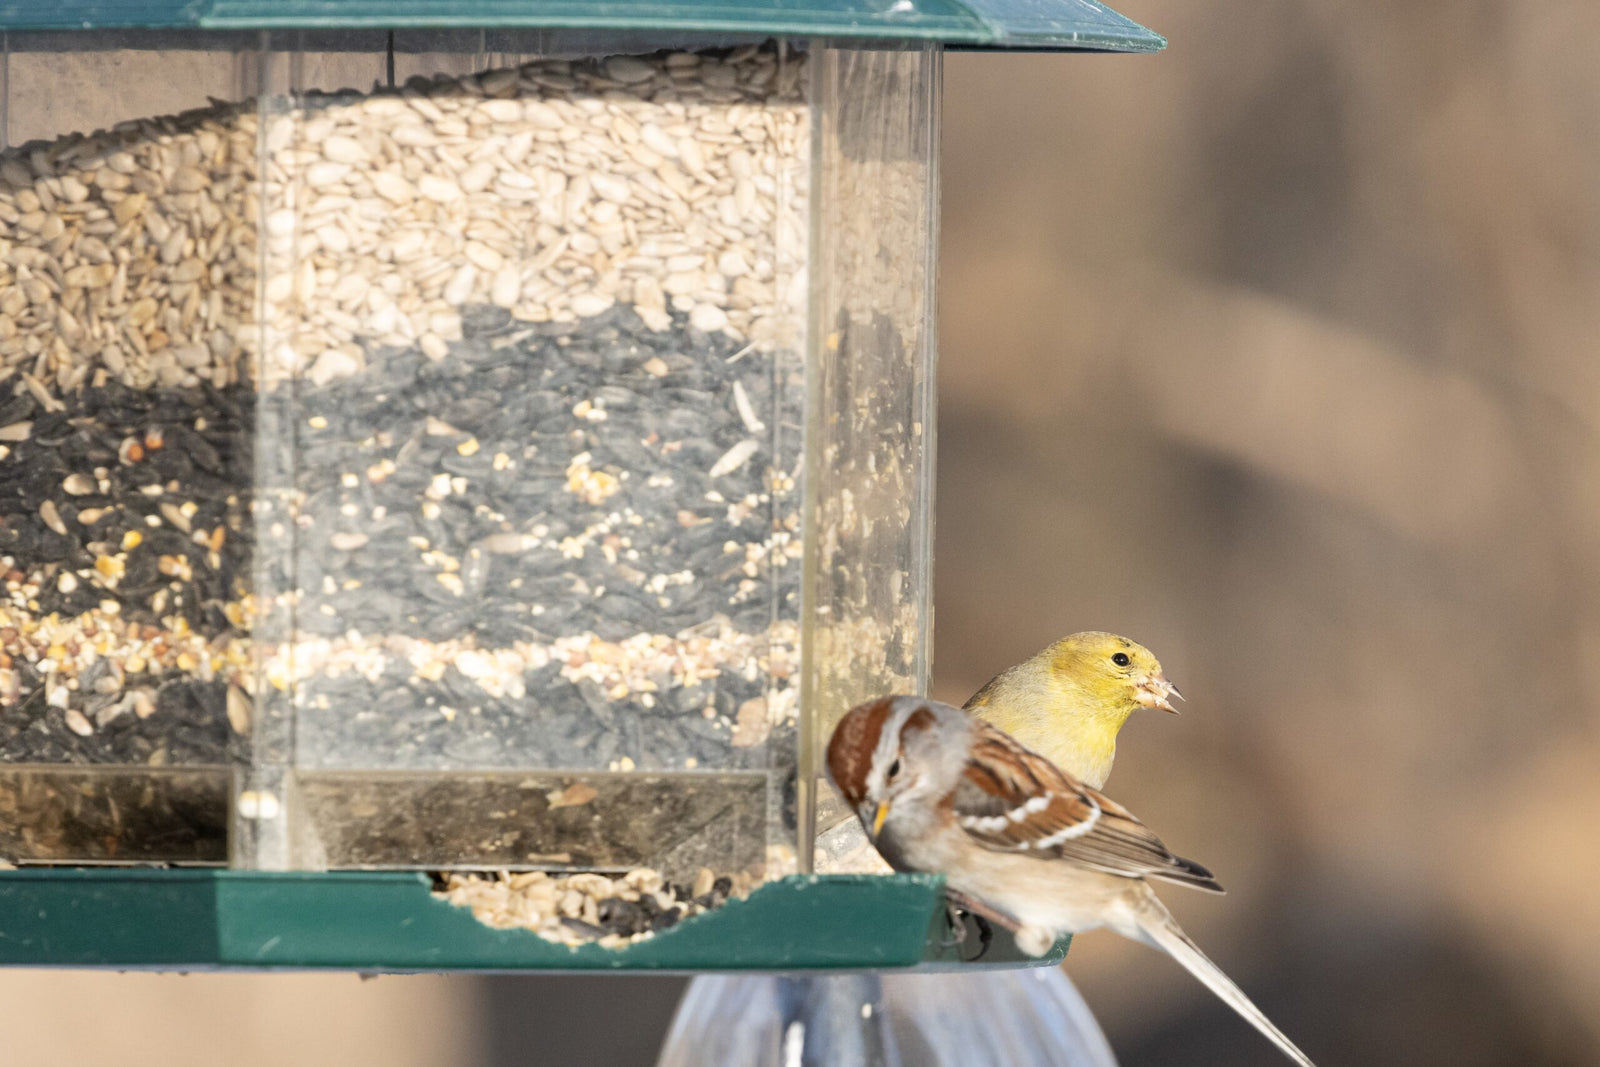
[0,0,1164,53]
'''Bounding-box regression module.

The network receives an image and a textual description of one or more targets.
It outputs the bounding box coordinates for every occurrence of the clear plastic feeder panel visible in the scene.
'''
[805,46,939,873]
[0,31,262,864]
[0,31,935,881]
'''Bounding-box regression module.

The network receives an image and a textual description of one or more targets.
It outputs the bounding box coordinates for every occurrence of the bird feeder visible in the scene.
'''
[0,2,1160,970]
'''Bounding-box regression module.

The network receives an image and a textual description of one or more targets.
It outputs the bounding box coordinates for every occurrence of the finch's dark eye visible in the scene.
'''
[1112,652,1131,667]
[887,759,902,779]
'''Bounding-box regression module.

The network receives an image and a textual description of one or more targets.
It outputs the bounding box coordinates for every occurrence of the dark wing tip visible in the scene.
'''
[1168,854,1225,894]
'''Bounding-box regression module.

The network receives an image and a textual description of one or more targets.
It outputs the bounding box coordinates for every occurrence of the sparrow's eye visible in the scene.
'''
[1112,652,1131,667]
[887,759,902,780]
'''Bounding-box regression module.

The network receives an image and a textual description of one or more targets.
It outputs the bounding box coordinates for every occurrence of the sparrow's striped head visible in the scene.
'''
[826,696,972,840]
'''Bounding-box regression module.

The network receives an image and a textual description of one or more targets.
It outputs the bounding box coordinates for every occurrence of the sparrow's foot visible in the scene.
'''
[939,902,968,949]
[944,890,1023,934]
[936,902,992,960]
[971,914,994,961]
[943,890,1023,962]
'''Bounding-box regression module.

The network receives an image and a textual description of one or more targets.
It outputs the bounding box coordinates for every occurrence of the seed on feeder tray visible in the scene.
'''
[62,473,95,495]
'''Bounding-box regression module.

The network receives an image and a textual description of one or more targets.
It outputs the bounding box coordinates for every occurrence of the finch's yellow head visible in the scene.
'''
[1044,631,1181,716]
[964,631,1180,788]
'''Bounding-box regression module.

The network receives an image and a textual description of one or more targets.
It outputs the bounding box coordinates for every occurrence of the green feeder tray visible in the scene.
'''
[0,869,1066,971]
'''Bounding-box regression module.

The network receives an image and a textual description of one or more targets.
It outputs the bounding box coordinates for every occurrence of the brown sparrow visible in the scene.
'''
[826,695,1316,1067]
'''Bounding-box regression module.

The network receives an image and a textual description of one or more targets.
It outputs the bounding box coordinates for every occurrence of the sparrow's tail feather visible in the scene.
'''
[1132,902,1316,1067]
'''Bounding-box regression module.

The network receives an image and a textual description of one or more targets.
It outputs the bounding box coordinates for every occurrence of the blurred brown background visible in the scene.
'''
[935,2,1600,1063]
[5,2,1599,1063]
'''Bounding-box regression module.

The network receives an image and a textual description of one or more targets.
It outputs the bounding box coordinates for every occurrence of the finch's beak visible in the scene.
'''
[1135,673,1182,714]
[871,801,891,839]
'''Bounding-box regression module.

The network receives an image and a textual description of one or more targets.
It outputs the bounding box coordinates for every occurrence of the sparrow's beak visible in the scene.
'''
[871,800,891,839]
[1135,673,1182,714]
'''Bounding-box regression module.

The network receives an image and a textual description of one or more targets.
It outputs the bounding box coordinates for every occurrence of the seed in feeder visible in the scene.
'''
[457,437,481,456]
[156,503,189,532]
[226,685,252,735]
[119,438,144,464]
[709,439,760,478]
[121,530,143,551]
[0,422,32,442]
[732,382,765,434]
[690,303,729,333]
[57,573,78,594]
[546,783,598,809]
[62,473,95,495]
[0,54,815,869]
[39,501,69,536]
[238,791,282,820]
[430,473,460,500]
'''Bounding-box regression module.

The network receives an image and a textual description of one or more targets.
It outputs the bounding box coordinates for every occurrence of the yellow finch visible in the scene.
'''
[963,632,1180,789]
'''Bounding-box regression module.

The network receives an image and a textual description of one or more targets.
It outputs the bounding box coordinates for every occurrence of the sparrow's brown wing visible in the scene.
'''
[951,722,1223,893]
